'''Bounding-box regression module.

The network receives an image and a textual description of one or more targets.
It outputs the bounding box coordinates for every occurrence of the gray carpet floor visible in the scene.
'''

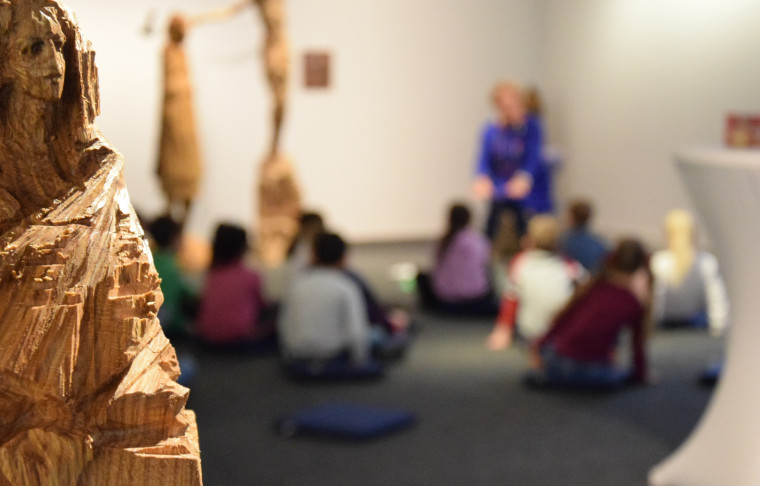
[182,241,723,485]
[184,314,722,486]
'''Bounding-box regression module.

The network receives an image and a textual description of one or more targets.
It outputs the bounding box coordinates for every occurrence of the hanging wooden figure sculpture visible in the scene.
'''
[212,0,301,265]
[255,0,301,265]
[156,12,202,227]
[0,0,202,484]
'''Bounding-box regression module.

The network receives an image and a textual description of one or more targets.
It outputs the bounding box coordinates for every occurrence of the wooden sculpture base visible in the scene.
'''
[258,152,301,266]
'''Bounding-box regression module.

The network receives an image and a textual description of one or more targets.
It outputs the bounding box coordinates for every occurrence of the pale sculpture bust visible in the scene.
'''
[0,1,202,484]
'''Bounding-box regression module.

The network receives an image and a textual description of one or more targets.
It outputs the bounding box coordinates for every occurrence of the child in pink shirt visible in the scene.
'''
[195,223,272,347]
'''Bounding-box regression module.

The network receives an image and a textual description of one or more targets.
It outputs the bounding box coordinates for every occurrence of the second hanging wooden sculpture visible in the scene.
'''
[208,0,302,265]
[250,0,301,265]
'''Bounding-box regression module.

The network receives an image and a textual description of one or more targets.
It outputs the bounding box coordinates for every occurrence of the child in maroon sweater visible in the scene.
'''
[528,238,652,388]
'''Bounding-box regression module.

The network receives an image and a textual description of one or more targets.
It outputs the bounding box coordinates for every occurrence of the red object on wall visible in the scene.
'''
[304,51,330,88]
[725,113,760,148]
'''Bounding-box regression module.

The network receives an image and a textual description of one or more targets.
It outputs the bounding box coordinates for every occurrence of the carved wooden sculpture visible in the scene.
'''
[156,13,202,227]
[0,1,202,484]
[210,0,300,264]
[254,0,288,157]
[254,0,301,265]
[258,153,301,264]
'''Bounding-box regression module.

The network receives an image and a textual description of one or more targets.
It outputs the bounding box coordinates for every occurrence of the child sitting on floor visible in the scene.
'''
[487,215,584,350]
[286,211,410,337]
[558,198,609,275]
[195,223,273,348]
[528,238,653,389]
[650,209,729,334]
[286,211,326,271]
[417,202,498,316]
[148,215,198,340]
[279,232,378,375]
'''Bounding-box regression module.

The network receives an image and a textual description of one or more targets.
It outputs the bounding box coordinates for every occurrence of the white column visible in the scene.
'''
[650,150,760,486]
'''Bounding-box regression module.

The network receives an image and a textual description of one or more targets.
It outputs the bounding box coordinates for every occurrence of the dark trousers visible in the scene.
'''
[416,272,499,317]
[344,270,394,333]
[486,199,526,240]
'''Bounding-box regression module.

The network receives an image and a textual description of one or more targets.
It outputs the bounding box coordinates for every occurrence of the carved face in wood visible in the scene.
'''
[168,14,187,43]
[4,8,66,102]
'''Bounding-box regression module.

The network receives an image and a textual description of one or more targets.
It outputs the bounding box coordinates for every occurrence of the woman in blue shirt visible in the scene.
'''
[473,81,545,239]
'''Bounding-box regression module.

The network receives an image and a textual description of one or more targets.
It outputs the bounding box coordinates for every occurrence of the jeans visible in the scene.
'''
[534,346,629,389]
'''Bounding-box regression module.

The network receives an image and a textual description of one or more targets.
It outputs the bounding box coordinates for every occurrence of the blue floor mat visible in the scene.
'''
[276,402,417,441]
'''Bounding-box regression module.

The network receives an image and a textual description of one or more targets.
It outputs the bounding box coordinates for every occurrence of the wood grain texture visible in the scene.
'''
[171,0,301,264]
[253,0,301,265]
[0,1,202,484]
[156,14,201,226]
[258,152,300,265]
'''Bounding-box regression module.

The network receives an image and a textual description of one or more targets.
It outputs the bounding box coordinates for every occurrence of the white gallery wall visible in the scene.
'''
[60,0,760,244]
[537,0,760,244]
[63,0,541,241]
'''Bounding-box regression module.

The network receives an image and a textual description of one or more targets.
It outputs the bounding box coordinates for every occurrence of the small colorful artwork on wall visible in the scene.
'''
[725,113,760,148]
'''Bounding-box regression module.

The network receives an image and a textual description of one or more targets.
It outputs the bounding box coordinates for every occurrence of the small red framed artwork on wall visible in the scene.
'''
[303,51,330,89]
[725,113,760,148]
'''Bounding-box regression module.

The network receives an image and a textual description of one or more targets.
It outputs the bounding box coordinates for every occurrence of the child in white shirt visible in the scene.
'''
[279,232,371,368]
[487,215,584,350]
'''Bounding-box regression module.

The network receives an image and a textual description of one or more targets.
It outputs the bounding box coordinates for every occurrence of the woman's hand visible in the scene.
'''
[472,176,494,201]
[505,172,533,200]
